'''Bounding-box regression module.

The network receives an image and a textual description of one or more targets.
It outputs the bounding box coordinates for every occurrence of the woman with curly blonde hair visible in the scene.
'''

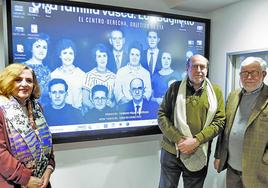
[0,63,55,188]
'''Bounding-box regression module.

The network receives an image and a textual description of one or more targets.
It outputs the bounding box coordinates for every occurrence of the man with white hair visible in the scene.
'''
[214,56,268,188]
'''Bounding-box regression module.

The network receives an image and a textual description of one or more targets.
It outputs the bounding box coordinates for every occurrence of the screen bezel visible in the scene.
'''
[5,0,210,144]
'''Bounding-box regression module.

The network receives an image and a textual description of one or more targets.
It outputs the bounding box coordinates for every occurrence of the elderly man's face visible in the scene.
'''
[130,79,144,103]
[187,55,208,88]
[240,63,266,92]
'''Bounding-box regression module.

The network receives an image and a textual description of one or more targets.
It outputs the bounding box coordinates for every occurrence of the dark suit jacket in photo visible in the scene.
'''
[107,50,128,73]
[43,104,83,126]
[83,106,118,123]
[141,49,162,76]
[118,99,159,120]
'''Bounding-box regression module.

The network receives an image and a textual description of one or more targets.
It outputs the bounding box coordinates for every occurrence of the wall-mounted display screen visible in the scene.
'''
[6,0,210,143]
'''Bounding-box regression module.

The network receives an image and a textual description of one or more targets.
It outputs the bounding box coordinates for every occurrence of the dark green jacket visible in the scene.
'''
[158,80,225,156]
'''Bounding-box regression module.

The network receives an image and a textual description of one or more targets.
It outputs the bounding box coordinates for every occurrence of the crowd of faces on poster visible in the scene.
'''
[10,1,207,134]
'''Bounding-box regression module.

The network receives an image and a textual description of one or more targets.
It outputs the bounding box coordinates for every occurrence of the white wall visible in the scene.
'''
[209,0,268,92]
[1,0,268,187]
[208,1,268,186]
[52,135,163,188]
[73,0,209,18]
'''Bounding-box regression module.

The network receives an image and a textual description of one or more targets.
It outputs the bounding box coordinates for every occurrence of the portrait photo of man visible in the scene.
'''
[43,78,83,126]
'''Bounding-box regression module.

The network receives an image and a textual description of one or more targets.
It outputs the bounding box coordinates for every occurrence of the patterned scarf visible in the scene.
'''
[0,96,52,176]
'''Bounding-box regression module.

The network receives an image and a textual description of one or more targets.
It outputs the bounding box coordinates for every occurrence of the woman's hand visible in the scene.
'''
[40,168,53,188]
[26,176,43,188]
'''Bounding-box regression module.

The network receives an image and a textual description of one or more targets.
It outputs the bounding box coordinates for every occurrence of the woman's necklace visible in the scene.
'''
[60,65,76,74]
[159,68,173,75]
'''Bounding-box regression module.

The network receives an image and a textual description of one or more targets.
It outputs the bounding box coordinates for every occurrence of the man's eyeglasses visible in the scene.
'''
[240,70,260,78]
[191,64,207,70]
[131,87,143,92]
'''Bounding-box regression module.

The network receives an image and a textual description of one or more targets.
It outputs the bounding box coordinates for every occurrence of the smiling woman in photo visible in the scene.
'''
[151,51,180,105]
[23,33,51,105]
[51,39,85,109]
[82,43,116,111]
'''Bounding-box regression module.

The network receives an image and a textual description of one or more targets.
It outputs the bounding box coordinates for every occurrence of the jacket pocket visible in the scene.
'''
[259,109,268,121]
[259,115,268,121]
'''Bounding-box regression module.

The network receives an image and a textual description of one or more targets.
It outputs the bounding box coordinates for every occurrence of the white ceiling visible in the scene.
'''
[80,0,242,13]
[163,0,242,13]
[0,0,242,13]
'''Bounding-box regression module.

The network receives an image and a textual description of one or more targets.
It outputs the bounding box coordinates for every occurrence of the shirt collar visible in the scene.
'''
[133,100,143,107]
[242,83,263,96]
[187,78,205,93]
[149,48,158,54]
[113,50,122,56]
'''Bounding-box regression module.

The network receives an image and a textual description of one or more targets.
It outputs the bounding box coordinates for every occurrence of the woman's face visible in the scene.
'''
[12,69,34,102]
[60,47,75,66]
[161,52,172,69]
[96,50,108,69]
[32,39,48,61]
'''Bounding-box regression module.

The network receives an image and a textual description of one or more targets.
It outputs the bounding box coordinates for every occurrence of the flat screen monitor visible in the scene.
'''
[6,0,210,143]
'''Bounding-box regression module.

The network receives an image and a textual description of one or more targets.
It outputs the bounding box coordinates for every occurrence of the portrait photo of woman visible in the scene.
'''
[23,33,51,105]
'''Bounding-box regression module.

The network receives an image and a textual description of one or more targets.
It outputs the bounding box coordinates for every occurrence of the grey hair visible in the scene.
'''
[186,54,209,68]
[240,56,267,71]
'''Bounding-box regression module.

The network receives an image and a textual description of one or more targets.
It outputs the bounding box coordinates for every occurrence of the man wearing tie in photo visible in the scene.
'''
[119,78,158,120]
[108,29,128,73]
[141,30,162,76]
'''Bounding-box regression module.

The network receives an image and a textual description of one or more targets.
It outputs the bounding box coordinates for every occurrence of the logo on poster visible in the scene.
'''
[31,24,38,33]
[14,5,24,12]
[16,44,24,53]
